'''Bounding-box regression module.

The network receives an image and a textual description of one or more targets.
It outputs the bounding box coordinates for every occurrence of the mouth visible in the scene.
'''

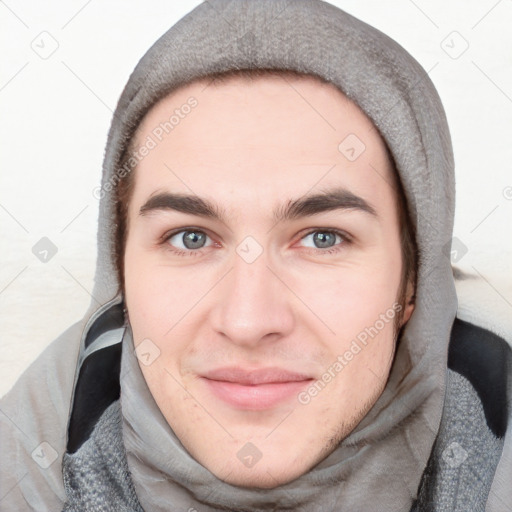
[200,367,314,410]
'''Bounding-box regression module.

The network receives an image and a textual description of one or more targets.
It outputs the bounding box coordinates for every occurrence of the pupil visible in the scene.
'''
[183,231,205,249]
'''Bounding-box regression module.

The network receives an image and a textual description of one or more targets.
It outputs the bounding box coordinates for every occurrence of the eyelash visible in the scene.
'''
[159,227,352,258]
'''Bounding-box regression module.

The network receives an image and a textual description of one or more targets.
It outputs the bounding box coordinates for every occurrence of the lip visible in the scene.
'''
[200,367,314,410]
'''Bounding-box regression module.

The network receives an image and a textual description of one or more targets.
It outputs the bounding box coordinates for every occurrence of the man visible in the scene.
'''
[1,1,511,511]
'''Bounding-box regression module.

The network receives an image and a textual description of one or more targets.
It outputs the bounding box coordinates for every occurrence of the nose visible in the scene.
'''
[210,249,295,348]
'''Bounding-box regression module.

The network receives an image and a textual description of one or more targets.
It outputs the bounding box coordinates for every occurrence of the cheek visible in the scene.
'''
[123,244,217,358]
[300,306,397,421]
[124,245,178,338]
[322,245,402,402]
[297,249,402,344]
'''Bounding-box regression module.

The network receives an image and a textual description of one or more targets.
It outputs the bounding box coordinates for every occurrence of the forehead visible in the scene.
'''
[129,73,397,214]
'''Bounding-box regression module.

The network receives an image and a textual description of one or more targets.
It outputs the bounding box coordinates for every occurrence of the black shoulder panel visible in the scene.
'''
[67,302,126,454]
[448,318,511,438]
[66,343,122,454]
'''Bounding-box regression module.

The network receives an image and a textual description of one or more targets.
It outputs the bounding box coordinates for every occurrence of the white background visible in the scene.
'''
[1,0,511,397]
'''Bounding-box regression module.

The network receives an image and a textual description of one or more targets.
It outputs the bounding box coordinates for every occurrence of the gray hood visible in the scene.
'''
[81,0,457,511]
[83,0,458,510]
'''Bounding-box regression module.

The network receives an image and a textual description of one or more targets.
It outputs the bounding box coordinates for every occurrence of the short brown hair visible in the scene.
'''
[114,68,417,317]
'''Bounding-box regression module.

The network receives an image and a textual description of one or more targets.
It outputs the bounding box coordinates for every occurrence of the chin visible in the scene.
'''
[193,432,327,489]
[214,459,309,489]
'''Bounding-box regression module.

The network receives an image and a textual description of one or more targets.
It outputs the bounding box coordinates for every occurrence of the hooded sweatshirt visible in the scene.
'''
[1,1,511,511]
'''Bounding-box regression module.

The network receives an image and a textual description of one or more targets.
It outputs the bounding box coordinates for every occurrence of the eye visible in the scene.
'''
[298,229,350,254]
[163,228,214,256]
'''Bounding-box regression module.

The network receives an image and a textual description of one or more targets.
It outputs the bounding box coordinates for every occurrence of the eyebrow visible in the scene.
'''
[139,186,377,223]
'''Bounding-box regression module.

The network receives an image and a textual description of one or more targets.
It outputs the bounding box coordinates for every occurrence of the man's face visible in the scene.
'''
[124,74,414,488]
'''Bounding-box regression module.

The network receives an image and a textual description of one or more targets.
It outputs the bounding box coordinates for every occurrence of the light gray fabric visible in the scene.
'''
[0,321,81,510]
[2,0,511,510]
